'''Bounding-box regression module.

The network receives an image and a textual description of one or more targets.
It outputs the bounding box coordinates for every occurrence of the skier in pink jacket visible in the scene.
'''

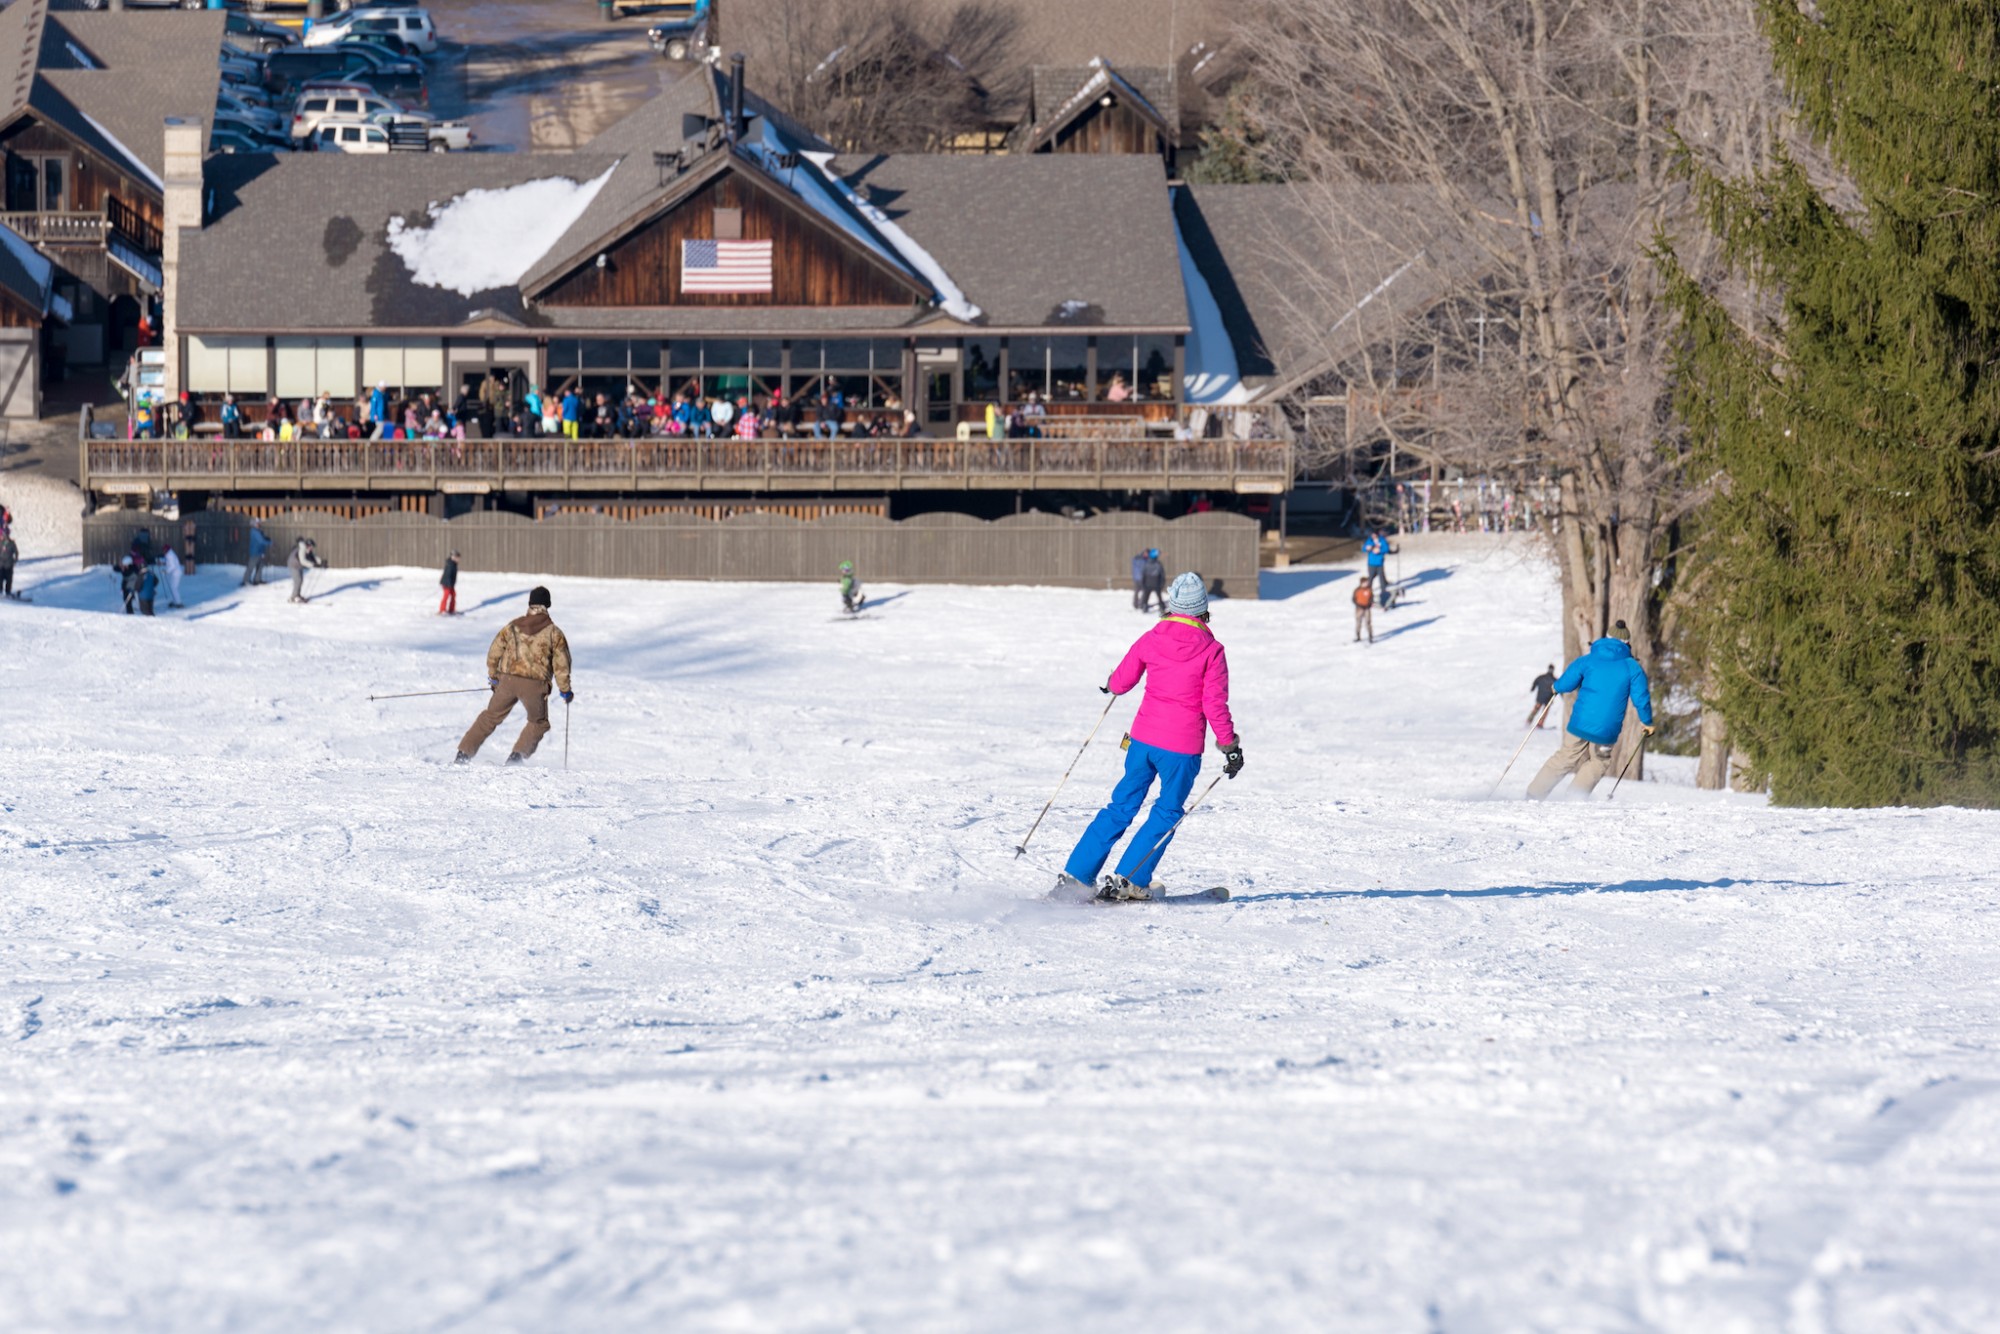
[1058,572,1244,901]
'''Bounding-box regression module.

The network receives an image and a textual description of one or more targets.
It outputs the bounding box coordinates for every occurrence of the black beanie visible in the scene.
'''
[530,585,551,609]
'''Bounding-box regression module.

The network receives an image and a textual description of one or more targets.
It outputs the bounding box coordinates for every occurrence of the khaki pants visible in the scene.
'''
[1354,604,1373,642]
[459,675,552,759]
[1527,733,1612,799]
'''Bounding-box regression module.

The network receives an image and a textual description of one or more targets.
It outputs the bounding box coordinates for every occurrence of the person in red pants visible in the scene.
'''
[438,549,460,615]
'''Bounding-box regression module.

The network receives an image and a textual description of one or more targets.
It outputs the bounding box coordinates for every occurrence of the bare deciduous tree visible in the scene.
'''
[755,0,1028,154]
[1235,0,1782,772]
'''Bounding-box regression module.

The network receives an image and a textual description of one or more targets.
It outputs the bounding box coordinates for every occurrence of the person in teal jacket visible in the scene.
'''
[1527,620,1654,799]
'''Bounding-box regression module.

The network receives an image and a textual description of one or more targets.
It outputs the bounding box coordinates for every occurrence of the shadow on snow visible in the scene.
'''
[1235,876,1841,903]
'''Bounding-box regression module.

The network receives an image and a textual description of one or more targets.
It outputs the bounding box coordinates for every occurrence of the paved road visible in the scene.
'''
[423,0,691,150]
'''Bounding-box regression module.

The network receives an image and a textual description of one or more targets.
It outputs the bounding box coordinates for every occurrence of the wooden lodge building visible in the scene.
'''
[85,65,1294,513]
[0,0,230,415]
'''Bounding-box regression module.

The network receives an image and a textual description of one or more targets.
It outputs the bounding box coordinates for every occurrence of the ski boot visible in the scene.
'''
[505,753,525,765]
[1050,873,1096,903]
[453,752,471,765]
[1097,875,1155,902]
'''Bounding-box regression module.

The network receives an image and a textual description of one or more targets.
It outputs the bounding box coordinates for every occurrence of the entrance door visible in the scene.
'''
[923,366,958,432]
[457,362,531,435]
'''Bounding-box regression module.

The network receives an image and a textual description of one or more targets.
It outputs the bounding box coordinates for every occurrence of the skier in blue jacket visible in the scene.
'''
[1527,620,1655,799]
[241,520,272,587]
[1362,530,1395,603]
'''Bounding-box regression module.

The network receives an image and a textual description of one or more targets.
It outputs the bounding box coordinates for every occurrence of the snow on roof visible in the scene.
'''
[65,41,100,70]
[388,166,617,298]
[76,108,163,192]
[1175,196,1247,405]
[735,117,979,320]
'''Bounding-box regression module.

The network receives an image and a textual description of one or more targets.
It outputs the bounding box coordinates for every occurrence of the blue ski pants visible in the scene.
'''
[1064,738,1202,889]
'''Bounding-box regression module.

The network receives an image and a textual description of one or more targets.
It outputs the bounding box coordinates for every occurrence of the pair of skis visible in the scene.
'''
[1045,879,1229,907]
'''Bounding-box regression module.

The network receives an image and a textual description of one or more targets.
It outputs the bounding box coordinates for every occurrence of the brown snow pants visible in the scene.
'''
[1354,604,1373,642]
[459,674,552,759]
[1527,733,1611,799]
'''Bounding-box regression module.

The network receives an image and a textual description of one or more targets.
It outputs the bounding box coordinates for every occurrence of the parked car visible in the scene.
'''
[215,110,289,147]
[642,0,711,61]
[303,7,438,57]
[312,112,468,154]
[77,0,205,8]
[265,45,426,100]
[291,87,411,140]
[212,126,287,155]
[217,91,286,136]
[223,12,297,55]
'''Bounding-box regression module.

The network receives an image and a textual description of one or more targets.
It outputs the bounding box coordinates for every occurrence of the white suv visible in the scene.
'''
[291,88,410,140]
[303,8,438,56]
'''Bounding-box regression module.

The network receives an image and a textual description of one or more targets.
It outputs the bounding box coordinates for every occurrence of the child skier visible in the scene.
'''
[839,561,864,614]
[287,536,327,604]
[1352,579,1373,643]
[1057,572,1244,901]
[439,550,460,615]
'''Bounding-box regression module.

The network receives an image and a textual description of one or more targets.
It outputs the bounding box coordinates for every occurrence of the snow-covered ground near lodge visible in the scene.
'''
[4,531,1999,1330]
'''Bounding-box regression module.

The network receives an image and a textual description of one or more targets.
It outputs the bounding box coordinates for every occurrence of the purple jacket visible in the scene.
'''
[1108,616,1237,756]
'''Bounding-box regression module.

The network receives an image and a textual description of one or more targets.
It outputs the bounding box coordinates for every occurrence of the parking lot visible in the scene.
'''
[419,0,689,149]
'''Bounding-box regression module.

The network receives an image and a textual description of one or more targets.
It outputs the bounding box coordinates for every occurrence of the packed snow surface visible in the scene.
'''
[387,166,617,296]
[4,539,1999,1330]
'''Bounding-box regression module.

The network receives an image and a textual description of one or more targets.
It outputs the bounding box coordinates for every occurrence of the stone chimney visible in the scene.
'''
[160,116,204,401]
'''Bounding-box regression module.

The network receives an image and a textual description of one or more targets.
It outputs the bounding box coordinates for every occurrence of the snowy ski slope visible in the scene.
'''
[3,538,1997,1330]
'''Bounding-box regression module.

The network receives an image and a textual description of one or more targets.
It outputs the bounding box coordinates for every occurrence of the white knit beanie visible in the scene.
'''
[1166,572,1208,616]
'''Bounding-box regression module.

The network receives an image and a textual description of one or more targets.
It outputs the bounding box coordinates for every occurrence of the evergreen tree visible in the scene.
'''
[1183,85,1284,184]
[1663,2,2000,805]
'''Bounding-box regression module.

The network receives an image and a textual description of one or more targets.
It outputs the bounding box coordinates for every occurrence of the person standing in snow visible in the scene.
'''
[439,549,460,616]
[287,536,327,604]
[1057,572,1244,902]
[1362,529,1395,604]
[1352,579,1373,643]
[0,531,17,599]
[1138,548,1166,614]
[839,560,864,614]
[137,561,158,617]
[456,585,573,765]
[243,520,271,586]
[1130,549,1148,611]
[162,544,185,609]
[1526,622,1655,799]
[1528,663,1558,726]
[116,557,140,613]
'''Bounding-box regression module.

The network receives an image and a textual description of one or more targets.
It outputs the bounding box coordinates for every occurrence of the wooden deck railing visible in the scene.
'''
[82,434,1294,495]
[0,210,110,246]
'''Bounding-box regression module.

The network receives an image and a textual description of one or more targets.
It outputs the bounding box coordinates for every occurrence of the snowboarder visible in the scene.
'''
[839,561,864,614]
[1139,548,1166,614]
[439,550,460,616]
[0,532,16,599]
[1057,572,1244,902]
[287,536,326,604]
[137,561,158,617]
[1362,529,1395,605]
[1528,663,1558,726]
[455,585,573,765]
[162,544,185,609]
[1352,579,1373,643]
[242,520,271,586]
[1526,622,1655,799]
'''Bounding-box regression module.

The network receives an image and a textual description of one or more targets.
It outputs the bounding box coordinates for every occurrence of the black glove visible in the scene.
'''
[1099,686,1111,695]
[1223,745,1244,779]
[561,690,574,704]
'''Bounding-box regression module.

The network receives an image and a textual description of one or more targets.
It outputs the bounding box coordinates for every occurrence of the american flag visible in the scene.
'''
[681,238,773,294]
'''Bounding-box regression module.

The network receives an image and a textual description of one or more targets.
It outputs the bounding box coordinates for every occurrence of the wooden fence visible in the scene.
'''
[80,436,1293,496]
[84,509,1262,597]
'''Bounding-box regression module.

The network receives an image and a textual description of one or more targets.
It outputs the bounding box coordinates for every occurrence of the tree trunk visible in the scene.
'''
[1696,699,1730,790]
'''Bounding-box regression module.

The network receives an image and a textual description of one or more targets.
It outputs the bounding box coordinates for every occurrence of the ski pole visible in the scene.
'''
[564,699,571,771]
[1015,694,1118,857]
[1607,734,1646,800]
[367,687,489,701]
[1127,772,1227,882]
[1490,697,1555,796]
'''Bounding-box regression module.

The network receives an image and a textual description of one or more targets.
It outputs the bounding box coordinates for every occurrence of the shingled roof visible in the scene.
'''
[1026,61,1178,147]
[0,1,223,190]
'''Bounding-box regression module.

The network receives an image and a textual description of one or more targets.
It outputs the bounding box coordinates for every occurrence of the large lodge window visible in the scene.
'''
[5,152,68,212]
[1009,336,1088,402]
[657,338,904,409]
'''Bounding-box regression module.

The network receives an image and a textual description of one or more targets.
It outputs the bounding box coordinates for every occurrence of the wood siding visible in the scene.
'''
[538,169,924,310]
[0,287,44,328]
[1,115,164,230]
[1047,102,1166,158]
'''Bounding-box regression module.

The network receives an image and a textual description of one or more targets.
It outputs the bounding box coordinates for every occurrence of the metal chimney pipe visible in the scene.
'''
[730,53,747,139]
